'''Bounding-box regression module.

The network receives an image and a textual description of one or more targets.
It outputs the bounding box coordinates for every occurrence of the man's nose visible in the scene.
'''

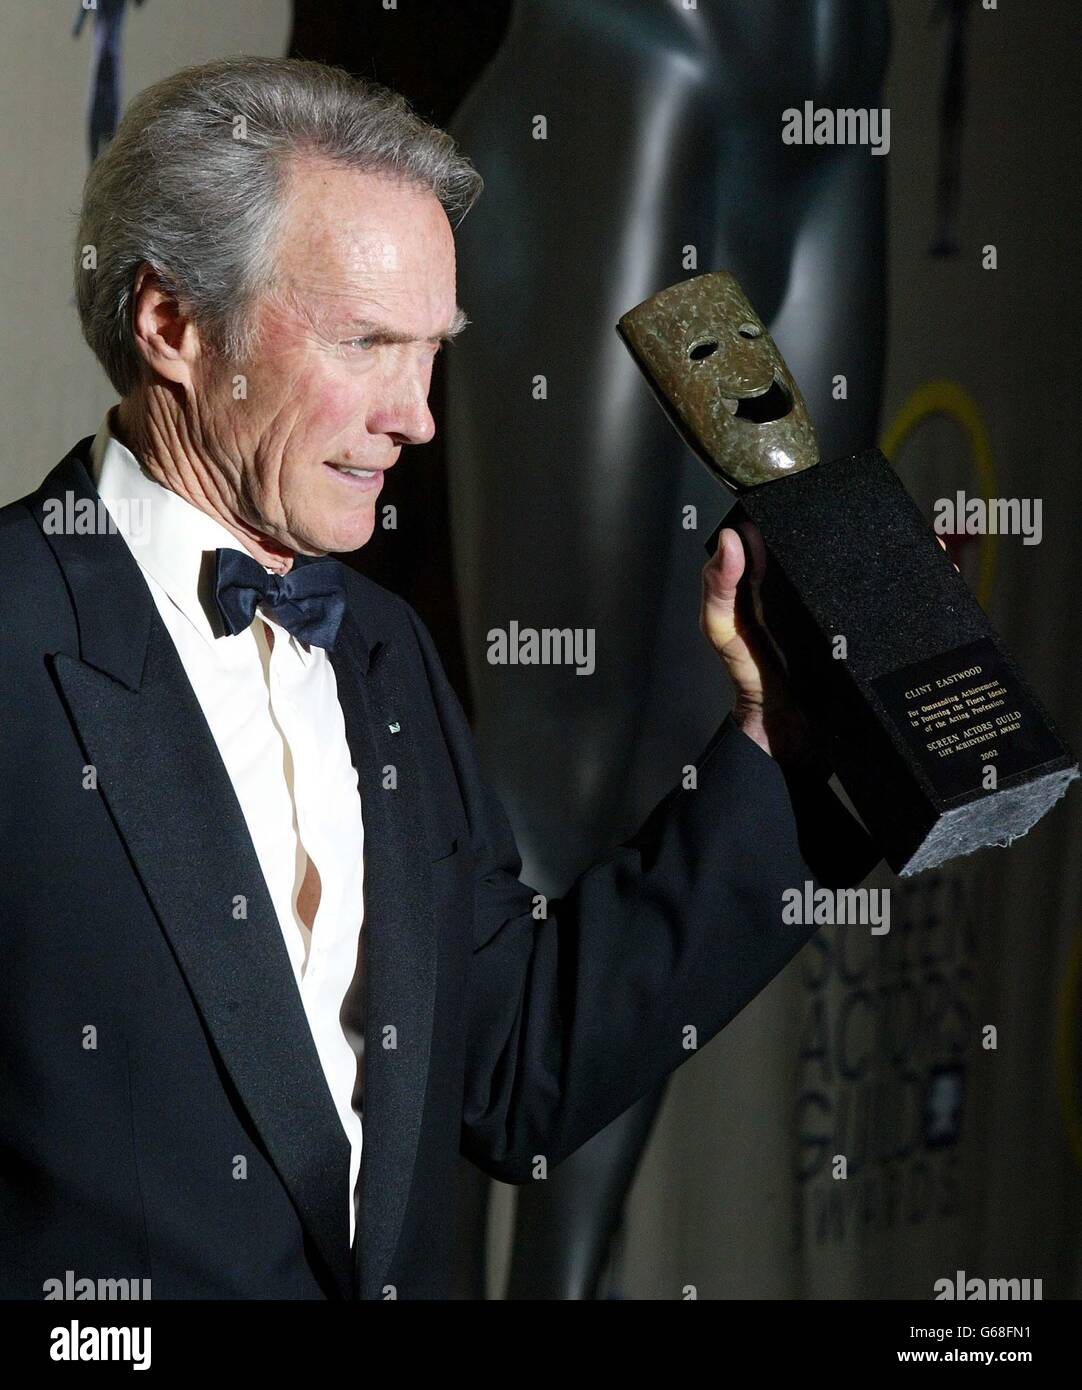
[370,379,436,446]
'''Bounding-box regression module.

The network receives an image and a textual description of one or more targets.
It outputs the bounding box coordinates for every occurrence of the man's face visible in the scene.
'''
[193,160,461,556]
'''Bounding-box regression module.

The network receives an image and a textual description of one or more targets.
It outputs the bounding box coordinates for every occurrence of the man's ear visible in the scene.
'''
[129,263,202,390]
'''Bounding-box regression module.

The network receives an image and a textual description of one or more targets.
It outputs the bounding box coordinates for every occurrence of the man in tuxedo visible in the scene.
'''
[0,56,878,1300]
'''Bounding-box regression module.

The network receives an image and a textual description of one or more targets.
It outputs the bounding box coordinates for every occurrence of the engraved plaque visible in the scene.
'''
[872,641,1067,802]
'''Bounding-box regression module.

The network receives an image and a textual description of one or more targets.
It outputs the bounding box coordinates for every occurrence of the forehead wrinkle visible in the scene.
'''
[266,276,387,337]
[265,268,462,343]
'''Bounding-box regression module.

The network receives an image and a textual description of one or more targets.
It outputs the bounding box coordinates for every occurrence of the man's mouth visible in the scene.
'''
[324,462,385,485]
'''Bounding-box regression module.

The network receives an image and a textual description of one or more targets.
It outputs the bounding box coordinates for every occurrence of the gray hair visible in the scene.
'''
[74,55,483,395]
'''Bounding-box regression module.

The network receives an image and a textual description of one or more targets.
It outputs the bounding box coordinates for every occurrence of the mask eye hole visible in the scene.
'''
[738,322,762,339]
[688,338,718,361]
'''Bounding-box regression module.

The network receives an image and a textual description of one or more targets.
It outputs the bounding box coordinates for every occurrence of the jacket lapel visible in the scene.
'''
[328,614,438,1301]
[28,442,358,1299]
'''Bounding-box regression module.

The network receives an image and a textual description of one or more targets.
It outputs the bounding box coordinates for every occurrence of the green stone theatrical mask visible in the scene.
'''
[617,270,820,490]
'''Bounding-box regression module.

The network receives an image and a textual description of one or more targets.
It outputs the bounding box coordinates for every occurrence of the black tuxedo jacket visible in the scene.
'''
[0,437,879,1300]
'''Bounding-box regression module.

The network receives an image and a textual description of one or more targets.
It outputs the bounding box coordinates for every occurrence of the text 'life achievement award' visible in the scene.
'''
[618,270,1078,877]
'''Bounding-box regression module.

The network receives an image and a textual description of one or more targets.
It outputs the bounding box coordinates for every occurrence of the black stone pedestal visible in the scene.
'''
[709,448,1078,876]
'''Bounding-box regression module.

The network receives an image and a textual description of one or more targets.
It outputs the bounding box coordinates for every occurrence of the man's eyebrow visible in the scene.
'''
[342,306,469,343]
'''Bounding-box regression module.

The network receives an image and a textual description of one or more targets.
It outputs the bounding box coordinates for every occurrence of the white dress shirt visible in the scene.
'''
[89,411,366,1249]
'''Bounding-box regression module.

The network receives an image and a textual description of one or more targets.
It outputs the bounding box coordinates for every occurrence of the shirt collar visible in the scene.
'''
[89,409,313,663]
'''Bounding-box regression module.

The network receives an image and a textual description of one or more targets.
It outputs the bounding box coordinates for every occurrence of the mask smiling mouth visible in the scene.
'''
[719,375,793,424]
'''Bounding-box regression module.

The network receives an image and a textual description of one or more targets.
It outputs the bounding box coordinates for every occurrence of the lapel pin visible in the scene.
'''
[388,721,401,734]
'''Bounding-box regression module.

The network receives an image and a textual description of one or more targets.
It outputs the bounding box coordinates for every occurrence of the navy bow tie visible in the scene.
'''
[213,547,348,650]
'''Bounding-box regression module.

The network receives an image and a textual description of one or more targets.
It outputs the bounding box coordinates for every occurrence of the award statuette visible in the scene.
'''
[617,271,1078,876]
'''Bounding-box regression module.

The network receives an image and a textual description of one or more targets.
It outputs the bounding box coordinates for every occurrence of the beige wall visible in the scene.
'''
[0,0,288,501]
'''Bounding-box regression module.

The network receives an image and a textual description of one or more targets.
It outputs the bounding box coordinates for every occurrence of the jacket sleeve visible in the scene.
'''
[404,604,881,1185]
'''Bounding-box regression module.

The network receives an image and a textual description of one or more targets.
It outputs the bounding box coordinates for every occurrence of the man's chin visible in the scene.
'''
[307,509,376,557]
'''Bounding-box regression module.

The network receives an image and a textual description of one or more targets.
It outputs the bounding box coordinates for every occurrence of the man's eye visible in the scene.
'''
[343,337,375,350]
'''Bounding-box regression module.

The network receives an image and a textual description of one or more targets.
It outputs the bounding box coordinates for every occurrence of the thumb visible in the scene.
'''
[701,527,746,647]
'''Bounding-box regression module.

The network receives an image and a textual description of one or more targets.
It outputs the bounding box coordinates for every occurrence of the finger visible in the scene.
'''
[703,527,745,607]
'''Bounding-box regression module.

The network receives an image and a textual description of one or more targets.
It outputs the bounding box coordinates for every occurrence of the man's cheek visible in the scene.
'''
[314,376,365,439]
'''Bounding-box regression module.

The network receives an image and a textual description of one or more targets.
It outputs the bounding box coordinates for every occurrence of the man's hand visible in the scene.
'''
[700,524,822,769]
[700,524,959,767]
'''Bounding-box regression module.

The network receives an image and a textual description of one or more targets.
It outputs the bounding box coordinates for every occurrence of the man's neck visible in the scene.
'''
[112,395,294,574]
